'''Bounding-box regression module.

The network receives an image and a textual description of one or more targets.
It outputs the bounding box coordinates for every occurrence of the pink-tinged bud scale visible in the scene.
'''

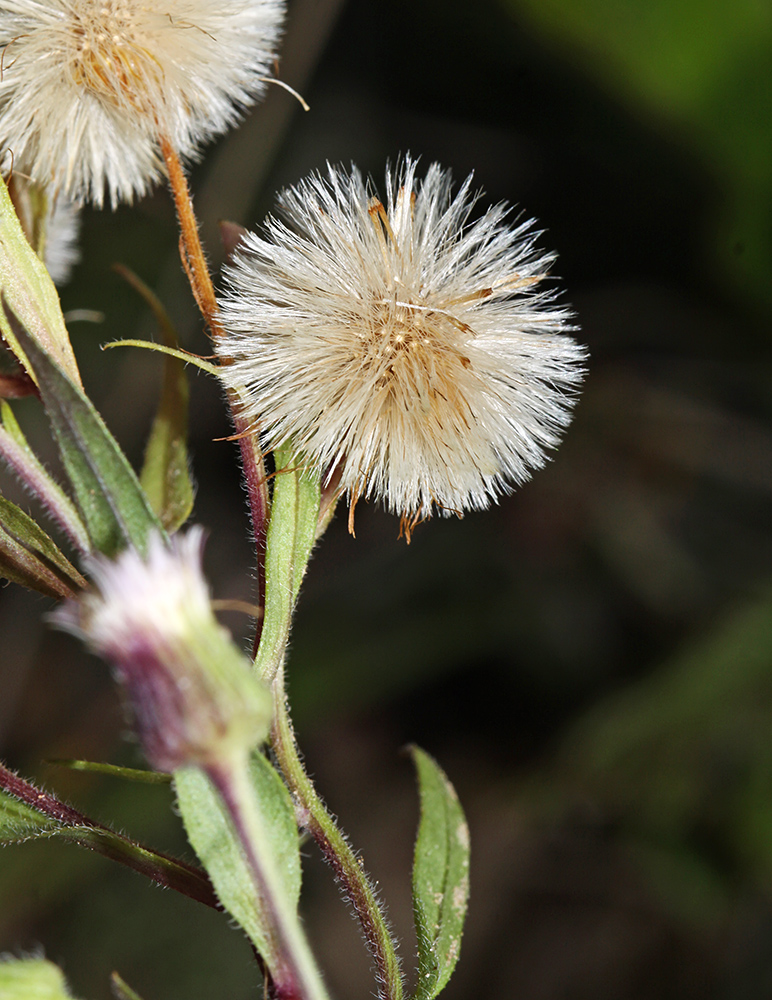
[53,528,272,772]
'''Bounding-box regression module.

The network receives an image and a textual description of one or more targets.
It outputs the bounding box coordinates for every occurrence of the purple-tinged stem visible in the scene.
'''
[230,403,269,654]
[0,762,218,909]
[217,221,270,648]
[269,672,404,1000]
[0,422,90,553]
[206,755,329,1000]
[160,142,268,644]
[0,370,39,399]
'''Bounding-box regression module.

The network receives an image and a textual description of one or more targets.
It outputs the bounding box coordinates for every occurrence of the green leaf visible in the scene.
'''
[103,340,219,377]
[409,746,470,1000]
[254,443,321,683]
[114,266,194,533]
[0,493,86,598]
[9,312,164,556]
[46,759,172,784]
[139,348,194,533]
[0,400,91,553]
[0,173,81,387]
[1,398,28,449]
[110,972,145,1000]
[174,750,302,954]
[0,957,80,1000]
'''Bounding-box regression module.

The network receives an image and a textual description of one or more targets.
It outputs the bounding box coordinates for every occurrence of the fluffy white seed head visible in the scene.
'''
[217,158,587,523]
[43,197,81,284]
[0,0,285,206]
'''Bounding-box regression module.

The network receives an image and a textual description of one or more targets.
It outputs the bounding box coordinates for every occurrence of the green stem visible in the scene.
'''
[270,669,404,1000]
[206,753,330,1000]
[252,446,401,998]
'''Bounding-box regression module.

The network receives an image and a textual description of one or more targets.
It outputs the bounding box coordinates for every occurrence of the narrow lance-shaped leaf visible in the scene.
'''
[0,785,62,843]
[0,493,86,598]
[114,265,194,533]
[409,746,470,1000]
[9,309,165,556]
[1,399,91,553]
[174,750,302,957]
[48,758,172,784]
[111,973,146,1000]
[0,173,81,386]
[0,761,218,909]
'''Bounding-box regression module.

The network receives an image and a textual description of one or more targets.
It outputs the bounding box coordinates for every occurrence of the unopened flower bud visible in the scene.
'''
[0,957,78,1000]
[54,527,271,772]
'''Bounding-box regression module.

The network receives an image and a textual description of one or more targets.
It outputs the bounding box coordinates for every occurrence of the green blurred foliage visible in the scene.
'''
[503,0,772,310]
[497,0,772,938]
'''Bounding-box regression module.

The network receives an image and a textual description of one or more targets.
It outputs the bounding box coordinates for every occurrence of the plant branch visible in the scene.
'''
[159,136,269,627]
[159,136,222,340]
[0,763,219,910]
[270,672,404,1000]
[206,754,330,1000]
[233,404,269,649]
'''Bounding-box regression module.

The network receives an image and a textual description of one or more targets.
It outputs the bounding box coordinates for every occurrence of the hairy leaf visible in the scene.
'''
[0,493,86,598]
[175,751,302,955]
[410,746,470,1000]
[254,442,321,683]
[47,759,172,784]
[140,348,194,533]
[0,786,62,843]
[0,400,90,553]
[114,266,194,533]
[0,174,81,386]
[0,957,79,1000]
[10,315,164,556]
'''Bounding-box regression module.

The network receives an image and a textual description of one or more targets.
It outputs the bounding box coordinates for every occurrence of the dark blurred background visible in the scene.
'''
[3,0,772,997]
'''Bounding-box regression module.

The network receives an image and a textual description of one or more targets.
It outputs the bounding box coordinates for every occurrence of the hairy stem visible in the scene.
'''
[233,403,269,651]
[270,672,404,1000]
[206,754,330,1000]
[159,135,222,340]
[159,136,269,630]
[0,763,218,909]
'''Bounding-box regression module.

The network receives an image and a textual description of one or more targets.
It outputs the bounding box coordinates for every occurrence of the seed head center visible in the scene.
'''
[361,296,475,408]
[371,298,430,358]
[69,3,158,110]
